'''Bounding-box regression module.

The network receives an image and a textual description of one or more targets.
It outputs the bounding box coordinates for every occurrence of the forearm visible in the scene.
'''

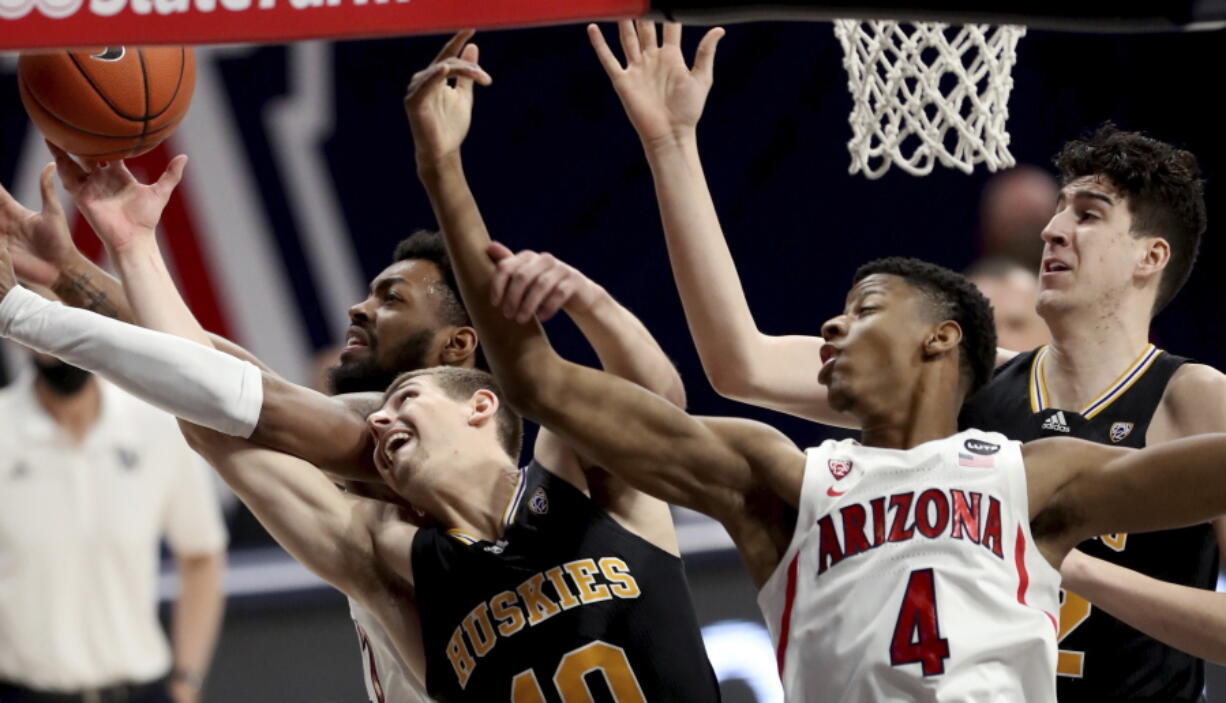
[171,553,226,689]
[418,154,555,396]
[111,239,211,346]
[566,289,685,407]
[1063,551,1226,664]
[0,286,262,436]
[642,135,773,390]
[50,252,135,322]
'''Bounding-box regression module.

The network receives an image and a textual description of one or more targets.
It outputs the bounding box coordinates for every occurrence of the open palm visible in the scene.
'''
[49,142,185,253]
[589,20,725,145]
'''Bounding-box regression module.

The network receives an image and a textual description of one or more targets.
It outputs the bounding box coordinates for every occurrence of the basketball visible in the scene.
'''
[17,47,195,162]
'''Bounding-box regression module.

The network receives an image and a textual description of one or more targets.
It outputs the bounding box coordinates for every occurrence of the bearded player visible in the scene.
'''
[411,28,1226,701]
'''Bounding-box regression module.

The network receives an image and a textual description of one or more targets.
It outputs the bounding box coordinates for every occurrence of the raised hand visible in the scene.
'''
[404,31,493,166]
[49,141,186,254]
[487,242,603,323]
[588,20,725,146]
[0,163,76,288]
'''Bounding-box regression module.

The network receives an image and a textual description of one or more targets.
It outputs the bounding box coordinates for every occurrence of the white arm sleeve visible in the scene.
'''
[0,285,263,438]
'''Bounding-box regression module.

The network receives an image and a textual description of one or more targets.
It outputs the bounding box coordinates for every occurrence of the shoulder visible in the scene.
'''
[1158,362,1226,436]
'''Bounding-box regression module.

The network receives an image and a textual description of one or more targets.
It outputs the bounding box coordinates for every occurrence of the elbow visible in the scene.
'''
[705,361,756,403]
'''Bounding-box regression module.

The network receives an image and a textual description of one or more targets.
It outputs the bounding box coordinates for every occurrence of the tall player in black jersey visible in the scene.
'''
[958,126,1224,701]
[578,14,1226,698]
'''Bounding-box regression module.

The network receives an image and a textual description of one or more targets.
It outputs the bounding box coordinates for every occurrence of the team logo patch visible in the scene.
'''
[1109,422,1134,444]
[828,459,853,480]
[964,439,1000,455]
[528,487,549,515]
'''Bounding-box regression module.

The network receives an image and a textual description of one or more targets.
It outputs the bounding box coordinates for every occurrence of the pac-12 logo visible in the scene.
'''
[1109,422,1134,443]
[828,459,852,480]
[963,439,1000,455]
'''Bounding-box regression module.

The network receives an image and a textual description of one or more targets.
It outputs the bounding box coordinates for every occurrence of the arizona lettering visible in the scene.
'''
[818,488,1005,574]
[446,556,641,688]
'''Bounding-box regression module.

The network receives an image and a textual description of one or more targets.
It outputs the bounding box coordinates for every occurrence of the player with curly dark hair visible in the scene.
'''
[583,17,1225,698]
[960,123,1225,701]
[400,24,1226,700]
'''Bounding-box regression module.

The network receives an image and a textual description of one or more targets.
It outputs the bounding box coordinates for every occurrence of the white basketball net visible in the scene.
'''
[833,20,1026,179]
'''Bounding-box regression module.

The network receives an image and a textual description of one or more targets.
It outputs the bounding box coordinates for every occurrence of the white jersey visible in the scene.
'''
[349,597,432,703]
[758,430,1060,702]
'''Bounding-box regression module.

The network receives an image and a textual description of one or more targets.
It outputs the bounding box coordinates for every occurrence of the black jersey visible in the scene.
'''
[960,345,1219,702]
[411,461,721,702]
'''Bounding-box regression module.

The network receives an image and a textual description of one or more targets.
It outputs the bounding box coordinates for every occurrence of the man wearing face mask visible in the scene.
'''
[0,334,228,703]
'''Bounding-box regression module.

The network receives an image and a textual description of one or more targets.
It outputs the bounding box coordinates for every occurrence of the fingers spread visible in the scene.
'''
[47,141,86,190]
[617,19,641,64]
[154,155,188,200]
[693,26,725,80]
[636,19,658,53]
[663,22,681,47]
[588,24,623,76]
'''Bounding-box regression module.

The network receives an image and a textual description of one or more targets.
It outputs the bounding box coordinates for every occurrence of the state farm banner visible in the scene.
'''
[0,0,645,50]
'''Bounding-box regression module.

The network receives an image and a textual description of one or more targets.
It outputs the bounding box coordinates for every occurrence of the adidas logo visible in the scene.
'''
[1041,410,1071,433]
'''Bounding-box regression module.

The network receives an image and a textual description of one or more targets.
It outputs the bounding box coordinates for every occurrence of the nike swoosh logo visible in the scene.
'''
[826,486,847,497]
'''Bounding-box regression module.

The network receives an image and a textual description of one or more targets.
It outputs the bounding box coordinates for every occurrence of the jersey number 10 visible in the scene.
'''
[511,640,647,702]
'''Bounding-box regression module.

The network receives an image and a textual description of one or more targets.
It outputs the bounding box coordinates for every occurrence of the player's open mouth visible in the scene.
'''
[382,430,414,464]
[343,326,372,354]
[1041,259,1071,274]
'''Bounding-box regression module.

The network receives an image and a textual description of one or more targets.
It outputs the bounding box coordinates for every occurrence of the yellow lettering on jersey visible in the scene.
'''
[517,573,563,626]
[565,559,611,604]
[546,566,582,609]
[511,669,548,703]
[599,558,641,599]
[1098,533,1127,552]
[491,590,527,637]
[554,641,647,703]
[446,628,476,689]
[461,602,498,658]
[1056,589,1092,678]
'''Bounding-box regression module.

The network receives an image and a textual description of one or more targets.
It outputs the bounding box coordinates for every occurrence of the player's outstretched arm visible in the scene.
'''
[43,149,382,479]
[1047,365,1226,665]
[589,20,851,426]
[1026,435,1226,561]
[1,156,278,374]
[407,34,804,582]
[1060,549,1226,664]
[490,242,687,551]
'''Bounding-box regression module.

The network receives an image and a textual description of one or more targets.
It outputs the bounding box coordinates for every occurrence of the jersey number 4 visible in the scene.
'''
[890,569,951,676]
[511,640,646,702]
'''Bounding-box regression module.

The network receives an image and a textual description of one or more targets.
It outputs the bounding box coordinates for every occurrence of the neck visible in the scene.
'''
[34,378,102,445]
[1041,300,1152,409]
[858,370,962,450]
[422,450,521,542]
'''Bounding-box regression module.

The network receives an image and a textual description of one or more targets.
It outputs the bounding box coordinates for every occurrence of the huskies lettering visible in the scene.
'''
[445,557,641,689]
[817,489,1005,574]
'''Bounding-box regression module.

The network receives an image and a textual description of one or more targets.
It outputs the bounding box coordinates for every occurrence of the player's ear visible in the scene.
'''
[1136,236,1170,282]
[441,326,479,366]
[924,320,963,358]
[467,389,500,427]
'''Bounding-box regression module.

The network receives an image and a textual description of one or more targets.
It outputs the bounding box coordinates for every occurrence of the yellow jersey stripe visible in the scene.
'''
[1082,345,1160,419]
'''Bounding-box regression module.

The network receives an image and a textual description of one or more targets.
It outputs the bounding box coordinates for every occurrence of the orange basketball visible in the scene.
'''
[17,46,195,162]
